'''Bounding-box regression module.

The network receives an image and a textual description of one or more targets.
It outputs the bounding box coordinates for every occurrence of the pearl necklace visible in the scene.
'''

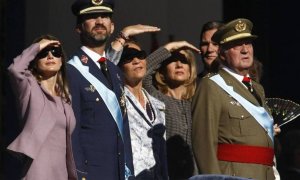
[141,90,156,123]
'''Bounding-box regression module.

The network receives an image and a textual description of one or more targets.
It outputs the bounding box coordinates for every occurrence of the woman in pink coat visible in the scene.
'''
[7,34,77,180]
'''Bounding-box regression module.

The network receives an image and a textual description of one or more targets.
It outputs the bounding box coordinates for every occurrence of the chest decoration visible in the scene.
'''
[116,73,122,81]
[230,100,241,106]
[80,55,88,64]
[84,84,96,93]
[119,85,127,116]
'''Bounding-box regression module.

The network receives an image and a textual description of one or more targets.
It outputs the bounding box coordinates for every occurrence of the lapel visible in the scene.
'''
[77,49,113,89]
[252,81,264,105]
[219,69,261,106]
[106,60,122,91]
[125,88,150,121]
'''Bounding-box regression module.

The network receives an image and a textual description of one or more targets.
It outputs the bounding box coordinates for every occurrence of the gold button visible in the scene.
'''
[82,177,86,180]
[96,98,99,102]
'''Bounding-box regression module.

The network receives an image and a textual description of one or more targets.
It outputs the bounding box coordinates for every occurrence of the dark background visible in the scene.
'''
[1,0,299,179]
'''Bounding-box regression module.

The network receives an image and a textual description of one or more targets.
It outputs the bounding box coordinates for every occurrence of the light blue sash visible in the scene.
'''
[210,74,274,142]
[68,56,124,140]
[68,56,132,179]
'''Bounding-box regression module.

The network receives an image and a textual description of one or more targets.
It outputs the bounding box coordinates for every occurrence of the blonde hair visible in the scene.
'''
[29,34,71,103]
[155,49,197,100]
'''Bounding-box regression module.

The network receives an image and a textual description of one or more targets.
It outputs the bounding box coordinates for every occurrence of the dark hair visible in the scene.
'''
[29,34,71,103]
[199,21,224,46]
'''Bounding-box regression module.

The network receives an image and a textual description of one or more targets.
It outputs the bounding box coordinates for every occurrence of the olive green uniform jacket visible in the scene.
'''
[192,69,275,180]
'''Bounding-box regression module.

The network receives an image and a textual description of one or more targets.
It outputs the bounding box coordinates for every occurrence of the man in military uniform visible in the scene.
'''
[192,18,275,180]
[66,0,134,179]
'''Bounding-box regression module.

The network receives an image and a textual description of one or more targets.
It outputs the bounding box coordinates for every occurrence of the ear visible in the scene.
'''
[75,24,82,34]
[110,22,115,34]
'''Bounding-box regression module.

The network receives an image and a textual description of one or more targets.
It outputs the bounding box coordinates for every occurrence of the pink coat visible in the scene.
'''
[7,43,77,180]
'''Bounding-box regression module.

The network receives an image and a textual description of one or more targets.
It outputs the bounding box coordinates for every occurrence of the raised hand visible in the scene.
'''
[111,24,161,51]
[121,24,161,38]
[38,39,60,51]
[164,41,201,53]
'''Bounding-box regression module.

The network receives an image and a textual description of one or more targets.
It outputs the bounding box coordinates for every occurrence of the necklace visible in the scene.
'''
[142,90,156,123]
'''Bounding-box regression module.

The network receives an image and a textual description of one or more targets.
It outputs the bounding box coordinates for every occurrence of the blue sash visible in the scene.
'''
[210,74,274,142]
[68,56,132,179]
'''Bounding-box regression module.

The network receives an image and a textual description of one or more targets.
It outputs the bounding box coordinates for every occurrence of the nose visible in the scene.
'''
[131,57,140,64]
[46,51,54,59]
[207,42,217,52]
[241,44,249,53]
[207,42,213,51]
[175,60,183,67]
[95,16,105,24]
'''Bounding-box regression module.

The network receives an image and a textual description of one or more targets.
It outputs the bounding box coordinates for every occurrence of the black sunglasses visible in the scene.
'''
[164,52,189,65]
[37,46,62,59]
[120,47,147,65]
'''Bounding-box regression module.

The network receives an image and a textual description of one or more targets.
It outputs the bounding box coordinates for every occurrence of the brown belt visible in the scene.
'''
[217,143,274,166]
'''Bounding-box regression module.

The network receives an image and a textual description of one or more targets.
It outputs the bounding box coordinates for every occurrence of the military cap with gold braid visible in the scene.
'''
[212,18,257,45]
[72,0,114,16]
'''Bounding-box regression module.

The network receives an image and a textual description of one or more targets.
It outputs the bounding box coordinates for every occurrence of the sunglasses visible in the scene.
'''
[164,52,189,65]
[37,46,62,59]
[120,47,147,64]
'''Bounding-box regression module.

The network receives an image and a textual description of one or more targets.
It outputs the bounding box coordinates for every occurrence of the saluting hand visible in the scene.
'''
[121,24,161,37]
[164,41,201,53]
[38,39,61,51]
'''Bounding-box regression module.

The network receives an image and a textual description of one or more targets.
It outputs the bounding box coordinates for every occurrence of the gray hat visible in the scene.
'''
[212,18,257,45]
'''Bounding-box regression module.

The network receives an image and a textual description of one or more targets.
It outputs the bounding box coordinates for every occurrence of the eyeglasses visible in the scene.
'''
[120,48,147,64]
[36,46,62,59]
[165,52,189,65]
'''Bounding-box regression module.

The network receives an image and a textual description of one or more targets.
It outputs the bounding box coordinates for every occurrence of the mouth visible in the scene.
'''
[241,57,250,61]
[207,55,217,58]
[175,71,185,75]
[93,26,107,32]
[134,66,144,71]
[45,61,56,65]
[204,53,217,58]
